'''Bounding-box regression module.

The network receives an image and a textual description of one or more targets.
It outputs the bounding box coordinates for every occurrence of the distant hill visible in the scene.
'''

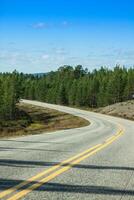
[32,73,48,77]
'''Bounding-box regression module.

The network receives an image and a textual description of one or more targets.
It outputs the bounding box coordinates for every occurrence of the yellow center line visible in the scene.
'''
[7,129,124,200]
[106,135,114,142]
[0,144,101,199]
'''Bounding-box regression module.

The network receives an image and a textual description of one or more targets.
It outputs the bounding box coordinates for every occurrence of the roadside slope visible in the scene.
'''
[95,100,134,121]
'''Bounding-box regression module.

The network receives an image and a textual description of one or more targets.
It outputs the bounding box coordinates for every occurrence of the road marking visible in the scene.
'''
[0,144,101,199]
[106,135,114,142]
[6,128,124,200]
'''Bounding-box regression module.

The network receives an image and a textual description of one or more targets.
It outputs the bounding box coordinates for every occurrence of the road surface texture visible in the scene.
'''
[0,99,134,200]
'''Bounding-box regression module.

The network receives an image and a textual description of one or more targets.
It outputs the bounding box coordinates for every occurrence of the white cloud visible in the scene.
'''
[42,54,50,60]
[31,21,71,30]
[0,45,133,73]
[61,21,72,28]
[55,48,68,55]
[32,22,47,29]
[62,21,69,26]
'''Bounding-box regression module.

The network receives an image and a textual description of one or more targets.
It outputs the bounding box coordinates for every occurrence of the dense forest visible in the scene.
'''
[0,65,134,121]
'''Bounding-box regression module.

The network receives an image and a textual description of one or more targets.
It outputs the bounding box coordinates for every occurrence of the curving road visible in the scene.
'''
[0,99,134,200]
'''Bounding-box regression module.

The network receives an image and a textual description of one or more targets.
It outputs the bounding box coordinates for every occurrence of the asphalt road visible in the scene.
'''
[0,99,134,200]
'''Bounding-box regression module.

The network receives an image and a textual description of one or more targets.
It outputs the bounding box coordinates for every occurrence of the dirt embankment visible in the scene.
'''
[95,100,134,121]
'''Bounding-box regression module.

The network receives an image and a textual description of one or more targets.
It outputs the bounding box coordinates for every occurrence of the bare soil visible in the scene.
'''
[95,100,134,121]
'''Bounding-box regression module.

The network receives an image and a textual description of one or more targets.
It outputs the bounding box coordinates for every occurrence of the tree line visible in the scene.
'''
[0,66,134,121]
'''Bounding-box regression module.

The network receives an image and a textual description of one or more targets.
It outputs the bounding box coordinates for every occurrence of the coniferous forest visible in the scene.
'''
[0,65,134,121]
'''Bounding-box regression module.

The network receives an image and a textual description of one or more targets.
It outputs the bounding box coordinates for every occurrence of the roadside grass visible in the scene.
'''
[0,103,90,138]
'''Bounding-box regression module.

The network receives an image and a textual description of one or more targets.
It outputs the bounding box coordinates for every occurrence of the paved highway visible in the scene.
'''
[0,99,134,200]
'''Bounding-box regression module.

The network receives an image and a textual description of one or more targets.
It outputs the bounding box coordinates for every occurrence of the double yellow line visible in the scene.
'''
[0,128,124,200]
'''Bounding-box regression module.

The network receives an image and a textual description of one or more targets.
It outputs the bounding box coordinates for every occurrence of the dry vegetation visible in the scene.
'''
[0,103,89,138]
[94,100,134,121]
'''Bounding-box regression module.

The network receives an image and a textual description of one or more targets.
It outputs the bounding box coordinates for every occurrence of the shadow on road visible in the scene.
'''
[0,159,134,171]
[0,179,134,196]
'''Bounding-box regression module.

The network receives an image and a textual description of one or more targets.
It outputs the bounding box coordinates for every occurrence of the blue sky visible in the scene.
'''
[0,0,134,73]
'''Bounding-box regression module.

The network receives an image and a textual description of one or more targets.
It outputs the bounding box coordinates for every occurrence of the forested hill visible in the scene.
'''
[0,65,134,121]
